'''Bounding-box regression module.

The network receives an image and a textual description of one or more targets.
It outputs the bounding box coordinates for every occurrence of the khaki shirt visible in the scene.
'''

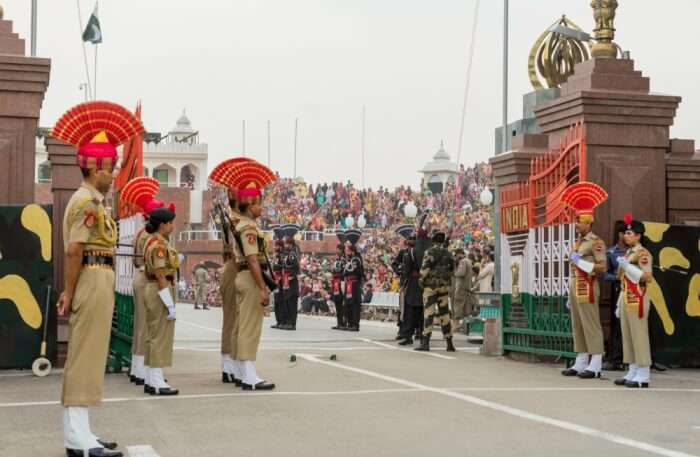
[144,233,180,278]
[62,182,117,253]
[570,231,606,304]
[133,228,150,269]
[572,231,606,272]
[620,243,653,309]
[194,267,209,285]
[452,257,473,302]
[233,215,267,264]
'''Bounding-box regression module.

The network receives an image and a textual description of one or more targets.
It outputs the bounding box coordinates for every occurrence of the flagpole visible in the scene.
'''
[361,105,366,189]
[242,120,246,156]
[293,118,298,179]
[93,0,99,99]
[75,0,93,99]
[30,0,38,56]
[94,43,98,99]
[267,120,271,167]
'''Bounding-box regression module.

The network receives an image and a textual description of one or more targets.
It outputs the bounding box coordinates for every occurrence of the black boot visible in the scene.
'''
[414,336,430,352]
[446,337,456,352]
[398,337,413,346]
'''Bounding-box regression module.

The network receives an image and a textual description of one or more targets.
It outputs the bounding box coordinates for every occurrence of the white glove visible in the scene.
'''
[158,288,177,321]
[617,257,630,269]
[565,299,571,310]
[624,264,644,284]
[615,304,620,318]
[576,258,595,274]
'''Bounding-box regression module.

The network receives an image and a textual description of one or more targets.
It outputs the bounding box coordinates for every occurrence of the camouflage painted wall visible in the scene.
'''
[643,223,700,367]
[0,204,56,369]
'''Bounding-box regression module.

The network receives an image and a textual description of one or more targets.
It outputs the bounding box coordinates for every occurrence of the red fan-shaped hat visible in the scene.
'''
[208,157,254,192]
[560,181,608,220]
[52,101,145,171]
[221,159,276,200]
[121,176,172,215]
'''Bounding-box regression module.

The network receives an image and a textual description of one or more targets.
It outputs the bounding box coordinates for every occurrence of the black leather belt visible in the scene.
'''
[147,274,175,282]
[237,263,269,271]
[82,254,114,268]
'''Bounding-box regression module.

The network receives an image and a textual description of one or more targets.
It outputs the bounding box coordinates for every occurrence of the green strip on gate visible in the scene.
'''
[502,293,575,359]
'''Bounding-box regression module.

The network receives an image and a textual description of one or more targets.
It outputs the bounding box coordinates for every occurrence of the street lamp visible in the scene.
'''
[480,188,494,206]
[404,201,418,219]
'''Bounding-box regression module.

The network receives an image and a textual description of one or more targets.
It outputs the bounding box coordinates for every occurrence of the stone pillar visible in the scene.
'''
[535,58,681,241]
[490,134,549,186]
[0,11,51,204]
[46,137,81,356]
[46,138,81,297]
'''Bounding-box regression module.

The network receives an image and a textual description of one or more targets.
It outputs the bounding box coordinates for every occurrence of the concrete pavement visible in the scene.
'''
[1,304,699,457]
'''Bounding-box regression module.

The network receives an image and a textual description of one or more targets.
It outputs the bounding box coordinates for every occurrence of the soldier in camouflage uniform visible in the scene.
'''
[415,230,456,352]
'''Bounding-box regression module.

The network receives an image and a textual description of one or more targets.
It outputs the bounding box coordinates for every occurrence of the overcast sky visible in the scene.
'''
[4,0,699,188]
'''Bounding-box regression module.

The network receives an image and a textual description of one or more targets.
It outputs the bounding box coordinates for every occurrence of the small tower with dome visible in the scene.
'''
[419,140,458,194]
[142,109,208,191]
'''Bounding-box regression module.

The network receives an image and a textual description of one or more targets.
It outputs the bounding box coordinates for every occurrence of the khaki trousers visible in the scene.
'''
[61,267,115,406]
[219,260,238,355]
[233,271,264,361]
[619,295,652,366]
[131,270,149,356]
[569,282,604,354]
[144,282,175,368]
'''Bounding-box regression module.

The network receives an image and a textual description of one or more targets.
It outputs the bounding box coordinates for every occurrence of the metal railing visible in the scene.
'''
[178,230,222,241]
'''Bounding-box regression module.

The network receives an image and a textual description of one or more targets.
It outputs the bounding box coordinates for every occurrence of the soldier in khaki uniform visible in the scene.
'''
[450,248,475,332]
[193,263,210,310]
[54,100,144,457]
[614,216,654,388]
[219,188,243,384]
[142,206,180,395]
[120,176,165,387]
[208,158,254,385]
[560,182,609,379]
[228,160,277,390]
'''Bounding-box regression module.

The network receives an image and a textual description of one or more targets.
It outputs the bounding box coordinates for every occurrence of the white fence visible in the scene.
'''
[115,214,143,296]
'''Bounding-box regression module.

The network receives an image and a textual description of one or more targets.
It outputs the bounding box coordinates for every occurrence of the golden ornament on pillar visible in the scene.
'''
[591,0,619,59]
[528,15,591,90]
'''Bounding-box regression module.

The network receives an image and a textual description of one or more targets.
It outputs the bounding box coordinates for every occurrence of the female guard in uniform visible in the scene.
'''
[120,176,165,387]
[614,215,654,388]
[143,206,180,396]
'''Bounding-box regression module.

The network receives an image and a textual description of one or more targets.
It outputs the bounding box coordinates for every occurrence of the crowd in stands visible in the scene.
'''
[185,162,496,308]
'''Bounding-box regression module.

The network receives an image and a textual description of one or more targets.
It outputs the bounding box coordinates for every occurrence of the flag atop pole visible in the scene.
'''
[82,2,102,44]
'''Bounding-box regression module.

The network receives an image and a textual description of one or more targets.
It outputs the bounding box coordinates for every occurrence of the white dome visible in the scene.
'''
[172,109,194,134]
[433,140,450,161]
[419,140,458,174]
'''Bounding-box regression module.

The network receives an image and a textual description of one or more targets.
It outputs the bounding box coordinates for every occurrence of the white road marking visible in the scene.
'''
[296,353,699,457]
[176,319,222,333]
[174,345,388,352]
[301,314,398,328]
[448,387,700,393]
[127,445,162,457]
[358,338,456,360]
[0,388,424,408]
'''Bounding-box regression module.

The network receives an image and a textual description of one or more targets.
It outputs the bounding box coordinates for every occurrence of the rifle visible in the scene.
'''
[231,229,278,292]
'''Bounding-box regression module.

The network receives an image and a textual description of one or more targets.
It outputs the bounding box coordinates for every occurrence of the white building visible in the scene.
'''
[419,141,458,194]
[33,111,209,225]
[143,111,208,191]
